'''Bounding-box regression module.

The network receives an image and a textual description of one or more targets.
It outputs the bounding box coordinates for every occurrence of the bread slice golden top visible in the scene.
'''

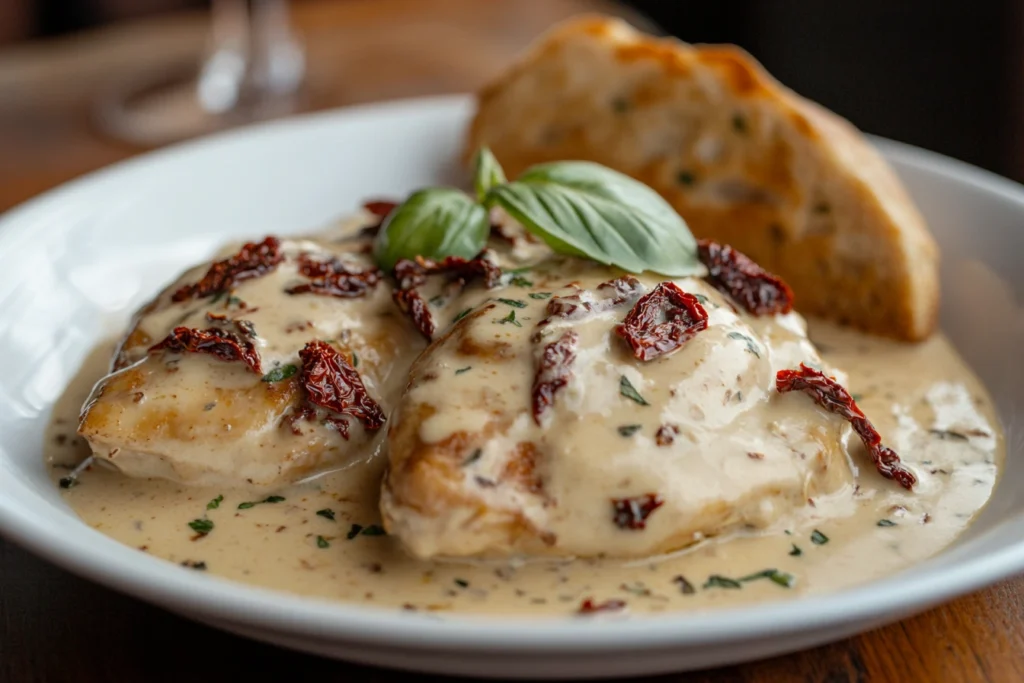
[465,15,939,341]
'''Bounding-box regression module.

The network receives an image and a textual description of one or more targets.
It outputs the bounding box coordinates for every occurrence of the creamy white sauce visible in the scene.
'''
[46,215,1003,617]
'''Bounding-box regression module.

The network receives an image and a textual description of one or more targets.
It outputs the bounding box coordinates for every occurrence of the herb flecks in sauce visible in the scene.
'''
[237,495,285,510]
[619,376,649,406]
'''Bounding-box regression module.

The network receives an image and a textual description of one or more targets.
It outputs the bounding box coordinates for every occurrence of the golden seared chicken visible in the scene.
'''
[381,254,889,560]
[78,214,421,488]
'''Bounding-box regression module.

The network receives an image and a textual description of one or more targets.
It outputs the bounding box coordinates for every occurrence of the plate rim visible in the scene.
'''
[1,93,1023,653]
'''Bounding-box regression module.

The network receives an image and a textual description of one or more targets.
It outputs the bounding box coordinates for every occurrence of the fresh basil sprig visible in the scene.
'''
[371,147,700,276]
[483,159,700,276]
[473,147,506,201]
[373,187,489,271]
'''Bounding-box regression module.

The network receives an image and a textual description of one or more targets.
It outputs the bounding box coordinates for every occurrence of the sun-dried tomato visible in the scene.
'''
[611,493,664,530]
[697,239,794,316]
[363,200,398,220]
[615,282,708,361]
[172,236,283,302]
[149,326,262,374]
[392,288,434,339]
[776,363,916,489]
[392,255,502,340]
[541,276,645,326]
[531,331,578,425]
[298,340,385,437]
[286,253,383,298]
[655,424,679,446]
[578,598,627,614]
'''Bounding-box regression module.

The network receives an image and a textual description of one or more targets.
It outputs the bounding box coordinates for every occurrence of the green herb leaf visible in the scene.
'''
[188,519,214,535]
[462,448,483,466]
[361,524,387,536]
[877,519,896,527]
[454,578,470,588]
[351,352,359,368]
[810,529,829,545]
[484,161,700,277]
[673,575,696,595]
[497,298,527,308]
[452,308,472,324]
[346,523,363,540]
[316,535,330,549]
[455,366,472,375]
[497,310,522,327]
[789,544,803,556]
[619,376,649,406]
[767,570,795,588]
[373,188,489,271]
[617,424,643,437]
[237,495,285,510]
[511,276,533,287]
[703,575,742,590]
[529,292,553,300]
[316,508,336,521]
[473,147,507,201]
[262,364,297,383]
[727,331,761,358]
[206,494,223,510]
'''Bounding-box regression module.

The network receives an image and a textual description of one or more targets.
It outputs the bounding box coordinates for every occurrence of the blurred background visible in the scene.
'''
[1,0,1021,213]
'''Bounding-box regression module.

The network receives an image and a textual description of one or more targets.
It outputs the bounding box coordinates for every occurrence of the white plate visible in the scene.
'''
[1,95,1023,680]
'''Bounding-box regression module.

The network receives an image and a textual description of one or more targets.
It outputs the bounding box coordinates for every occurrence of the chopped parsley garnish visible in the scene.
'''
[810,529,829,545]
[351,352,359,368]
[851,393,864,402]
[789,544,803,557]
[507,266,532,274]
[181,560,207,570]
[692,293,709,305]
[454,578,470,588]
[262,364,297,382]
[673,575,696,595]
[703,575,742,590]
[188,519,214,535]
[206,494,223,510]
[455,366,472,375]
[497,310,522,327]
[316,535,330,549]
[497,298,527,308]
[237,495,285,510]
[617,424,643,437]
[929,429,969,441]
[510,276,533,287]
[452,308,472,324]
[877,519,896,527]
[727,331,761,358]
[429,294,446,306]
[347,523,386,539]
[316,508,336,521]
[528,292,553,300]
[739,568,795,588]
[462,448,483,466]
[619,376,649,406]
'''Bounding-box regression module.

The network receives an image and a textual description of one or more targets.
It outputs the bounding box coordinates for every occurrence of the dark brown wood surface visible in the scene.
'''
[1,2,1023,681]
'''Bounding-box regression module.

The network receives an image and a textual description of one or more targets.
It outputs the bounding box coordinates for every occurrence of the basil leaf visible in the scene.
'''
[373,188,489,271]
[473,147,506,201]
[485,162,700,276]
[261,364,297,383]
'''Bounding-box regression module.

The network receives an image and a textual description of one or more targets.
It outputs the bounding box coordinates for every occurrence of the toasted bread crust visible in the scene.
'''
[466,15,939,341]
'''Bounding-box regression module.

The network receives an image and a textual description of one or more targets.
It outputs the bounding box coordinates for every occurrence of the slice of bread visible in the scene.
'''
[465,15,939,341]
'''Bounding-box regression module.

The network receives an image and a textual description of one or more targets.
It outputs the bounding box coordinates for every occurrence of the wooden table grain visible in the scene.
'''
[1,2,1022,681]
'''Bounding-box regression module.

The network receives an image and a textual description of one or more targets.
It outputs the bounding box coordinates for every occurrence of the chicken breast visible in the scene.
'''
[381,257,859,560]
[78,221,422,488]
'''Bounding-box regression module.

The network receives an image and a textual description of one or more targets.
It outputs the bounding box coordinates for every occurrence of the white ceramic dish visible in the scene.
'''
[1,95,1022,680]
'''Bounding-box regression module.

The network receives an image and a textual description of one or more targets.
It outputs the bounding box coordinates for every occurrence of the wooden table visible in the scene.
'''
[1,2,1022,680]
